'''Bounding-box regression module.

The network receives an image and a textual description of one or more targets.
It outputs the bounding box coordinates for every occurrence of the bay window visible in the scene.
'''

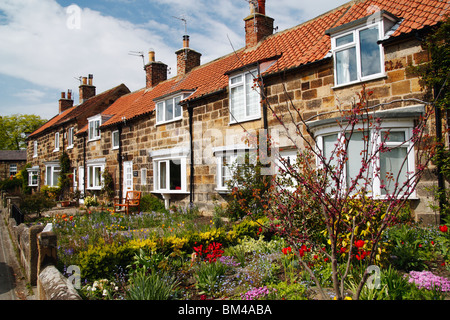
[86,158,105,190]
[150,148,188,193]
[316,120,415,197]
[45,162,60,187]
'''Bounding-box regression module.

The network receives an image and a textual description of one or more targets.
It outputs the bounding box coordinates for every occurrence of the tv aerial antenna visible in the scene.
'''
[128,51,145,69]
[172,15,188,35]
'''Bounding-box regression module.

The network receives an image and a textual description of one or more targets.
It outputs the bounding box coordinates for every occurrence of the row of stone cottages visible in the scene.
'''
[26,0,448,223]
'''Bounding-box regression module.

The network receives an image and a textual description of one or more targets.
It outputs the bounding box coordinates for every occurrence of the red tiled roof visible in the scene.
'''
[29,83,129,138]
[101,0,449,127]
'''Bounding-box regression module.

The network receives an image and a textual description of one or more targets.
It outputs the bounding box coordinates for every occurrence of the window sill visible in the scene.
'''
[88,137,101,143]
[87,187,102,191]
[215,188,230,194]
[151,190,189,195]
[67,145,74,150]
[331,74,387,90]
[53,149,60,153]
[229,115,261,126]
[156,117,182,126]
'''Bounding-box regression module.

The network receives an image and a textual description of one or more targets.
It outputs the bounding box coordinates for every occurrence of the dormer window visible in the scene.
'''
[229,69,260,123]
[156,95,182,125]
[88,115,101,141]
[327,11,399,87]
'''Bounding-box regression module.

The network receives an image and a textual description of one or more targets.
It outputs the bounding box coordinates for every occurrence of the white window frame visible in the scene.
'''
[45,163,61,187]
[112,130,119,150]
[150,148,188,194]
[9,164,17,177]
[67,127,74,149]
[141,168,147,186]
[27,167,39,187]
[330,21,385,88]
[156,95,182,125]
[229,69,261,124]
[214,145,256,192]
[86,160,105,190]
[54,132,60,152]
[315,119,416,198]
[33,141,38,158]
[88,115,101,141]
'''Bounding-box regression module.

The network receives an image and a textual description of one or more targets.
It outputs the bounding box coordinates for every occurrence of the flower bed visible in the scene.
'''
[47,207,450,300]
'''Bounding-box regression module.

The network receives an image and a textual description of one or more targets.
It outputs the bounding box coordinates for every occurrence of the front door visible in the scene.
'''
[78,166,84,195]
[123,161,133,199]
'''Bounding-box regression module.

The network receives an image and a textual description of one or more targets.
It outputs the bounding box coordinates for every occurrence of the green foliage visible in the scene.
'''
[194,261,228,295]
[140,193,166,213]
[58,152,71,199]
[19,192,55,215]
[267,282,308,300]
[0,114,47,150]
[84,195,99,207]
[77,240,135,282]
[0,176,23,192]
[225,151,271,221]
[101,170,115,201]
[126,269,179,300]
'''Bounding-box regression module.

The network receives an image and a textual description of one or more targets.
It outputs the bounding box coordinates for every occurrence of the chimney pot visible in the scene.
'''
[148,50,155,62]
[67,89,72,100]
[244,0,273,48]
[183,35,190,48]
[61,92,66,99]
[79,74,96,103]
[59,89,74,113]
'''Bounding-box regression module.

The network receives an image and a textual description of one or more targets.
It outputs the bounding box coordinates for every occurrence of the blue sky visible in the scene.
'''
[0,0,349,120]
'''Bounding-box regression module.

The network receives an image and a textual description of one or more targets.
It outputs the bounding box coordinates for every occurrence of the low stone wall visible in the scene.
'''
[1,193,81,300]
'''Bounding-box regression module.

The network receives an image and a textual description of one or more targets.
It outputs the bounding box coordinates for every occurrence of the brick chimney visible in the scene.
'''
[144,50,168,88]
[244,0,274,48]
[175,35,201,76]
[59,89,74,114]
[79,74,96,103]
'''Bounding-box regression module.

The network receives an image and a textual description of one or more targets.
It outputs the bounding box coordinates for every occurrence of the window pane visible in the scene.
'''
[382,131,405,143]
[245,72,259,117]
[157,102,164,122]
[230,85,244,121]
[53,167,60,187]
[222,156,232,187]
[113,131,119,147]
[346,132,368,189]
[380,147,408,195]
[94,167,102,187]
[170,160,182,190]
[174,96,182,118]
[231,75,242,85]
[159,161,167,189]
[359,26,381,77]
[336,47,357,85]
[336,33,353,47]
[323,134,339,168]
[165,99,174,121]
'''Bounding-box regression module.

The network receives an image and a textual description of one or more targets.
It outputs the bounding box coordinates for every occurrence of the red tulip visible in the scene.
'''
[355,240,365,248]
[439,225,448,233]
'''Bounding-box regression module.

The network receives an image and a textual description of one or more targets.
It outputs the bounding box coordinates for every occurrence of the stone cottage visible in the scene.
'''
[26,75,130,198]
[28,0,448,223]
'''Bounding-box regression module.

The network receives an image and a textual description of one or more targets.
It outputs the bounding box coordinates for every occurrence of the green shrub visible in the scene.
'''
[126,269,179,300]
[140,194,166,213]
[194,261,228,295]
[19,192,55,216]
[77,240,136,282]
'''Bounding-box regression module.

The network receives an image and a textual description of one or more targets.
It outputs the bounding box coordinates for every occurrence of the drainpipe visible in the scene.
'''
[188,103,195,207]
[434,84,446,223]
[118,125,123,201]
[83,135,86,196]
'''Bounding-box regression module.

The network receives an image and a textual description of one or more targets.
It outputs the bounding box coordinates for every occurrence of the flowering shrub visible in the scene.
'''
[407,271,450,292]
[80,279,121,300]
[241,286,275,300]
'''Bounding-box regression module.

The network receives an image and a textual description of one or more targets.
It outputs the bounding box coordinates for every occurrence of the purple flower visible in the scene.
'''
[407,271,450,292]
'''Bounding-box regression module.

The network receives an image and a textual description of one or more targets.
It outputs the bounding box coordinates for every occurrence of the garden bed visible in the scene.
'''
[35,206,450,301]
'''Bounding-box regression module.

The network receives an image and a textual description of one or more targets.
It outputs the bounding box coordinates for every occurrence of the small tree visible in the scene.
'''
[264,87,436,300]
